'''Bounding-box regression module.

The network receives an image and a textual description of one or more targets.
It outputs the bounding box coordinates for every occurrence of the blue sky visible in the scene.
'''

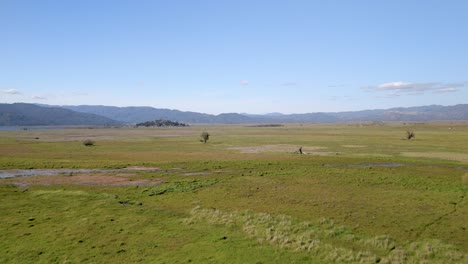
[1,0,467,114]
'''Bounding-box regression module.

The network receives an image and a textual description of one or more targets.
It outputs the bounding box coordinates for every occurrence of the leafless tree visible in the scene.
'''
[406,131,415,140]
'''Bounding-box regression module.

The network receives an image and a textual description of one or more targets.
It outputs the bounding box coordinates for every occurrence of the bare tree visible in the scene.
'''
[200,132,210,143]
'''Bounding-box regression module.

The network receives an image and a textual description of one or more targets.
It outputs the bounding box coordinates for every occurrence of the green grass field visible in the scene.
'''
[1,123,467,263]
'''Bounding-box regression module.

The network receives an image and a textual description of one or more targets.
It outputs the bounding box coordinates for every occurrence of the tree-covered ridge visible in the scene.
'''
[135,119,188,127]
[0,103,121,126]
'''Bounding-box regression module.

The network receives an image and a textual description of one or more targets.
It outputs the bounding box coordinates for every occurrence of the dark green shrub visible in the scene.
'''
[83,139,95,146]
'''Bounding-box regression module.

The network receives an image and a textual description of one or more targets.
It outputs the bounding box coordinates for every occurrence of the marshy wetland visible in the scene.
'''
[1,123,467,263]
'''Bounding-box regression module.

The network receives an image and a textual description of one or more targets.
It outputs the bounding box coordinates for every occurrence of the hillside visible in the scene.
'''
[0,103,121,126]
[58,104,468,124]
[329,104,468,122]
[59,105,254,124]
[3,103,467,126]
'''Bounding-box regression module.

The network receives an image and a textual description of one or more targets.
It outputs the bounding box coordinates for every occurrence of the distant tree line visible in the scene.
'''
[136,120,189,127]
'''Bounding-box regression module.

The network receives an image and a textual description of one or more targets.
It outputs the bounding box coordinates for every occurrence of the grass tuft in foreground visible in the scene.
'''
[185,206,467,263]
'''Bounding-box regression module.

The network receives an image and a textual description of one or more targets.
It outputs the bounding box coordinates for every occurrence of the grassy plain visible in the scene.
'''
[0,123,467,263]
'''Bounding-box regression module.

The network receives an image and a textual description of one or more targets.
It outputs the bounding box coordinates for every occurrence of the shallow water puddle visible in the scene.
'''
[0,167,161,179]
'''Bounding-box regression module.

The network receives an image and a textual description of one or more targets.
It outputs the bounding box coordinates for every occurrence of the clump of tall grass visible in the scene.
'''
[379,240,467,264]
[185,206,467,263]
[363,235,396,251]
[184,206,236,226]
[185,207,376,262]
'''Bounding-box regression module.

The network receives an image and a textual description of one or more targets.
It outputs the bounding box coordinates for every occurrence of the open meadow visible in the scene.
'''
[1,123,467,263]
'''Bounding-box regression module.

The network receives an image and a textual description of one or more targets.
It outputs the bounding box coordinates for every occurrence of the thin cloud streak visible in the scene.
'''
[1,89,22,95]
[434,88,458,93]
[364,81,463,97]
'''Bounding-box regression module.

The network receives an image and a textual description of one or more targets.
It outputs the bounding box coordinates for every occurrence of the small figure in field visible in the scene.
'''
[298,146,303,154]
[406,131,415,140]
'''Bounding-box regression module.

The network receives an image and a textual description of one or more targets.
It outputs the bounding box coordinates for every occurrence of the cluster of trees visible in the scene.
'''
[135,120,188,127]
[134,119,212,144]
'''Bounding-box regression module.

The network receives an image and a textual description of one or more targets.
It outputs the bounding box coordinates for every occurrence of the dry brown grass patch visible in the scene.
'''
[228,144,327,154]
[342,145,367,148]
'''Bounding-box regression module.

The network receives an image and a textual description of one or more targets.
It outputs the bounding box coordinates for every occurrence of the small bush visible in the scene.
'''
[200,132,210,143]
[406,131,415,140]
[83,139,95,146]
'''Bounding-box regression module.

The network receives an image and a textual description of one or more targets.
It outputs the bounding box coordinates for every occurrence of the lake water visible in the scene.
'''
[0,169,119,179]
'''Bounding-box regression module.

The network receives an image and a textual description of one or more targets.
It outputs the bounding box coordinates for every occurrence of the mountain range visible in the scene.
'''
[59,104,468,124]
[0,103,467,126]
[0,103,121,126]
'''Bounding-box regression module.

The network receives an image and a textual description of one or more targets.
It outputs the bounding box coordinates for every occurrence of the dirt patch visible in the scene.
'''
[0,167,161,179]
[342,145,367,148]
[303,151,337,156]
[228,144,327,154]
[0,166,164,187]
[348,163,402,168]
[401,152,468,163]
[2,172,162,187]
[183,172,210,176]
[124,166,161,172]
[323,163,403,168]
[354,153,393,158]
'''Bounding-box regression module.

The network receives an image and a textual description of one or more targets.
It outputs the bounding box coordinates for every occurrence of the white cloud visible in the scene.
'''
[32,96,46,100]
[364,81,463,96]
[434,87,458,93]
[240,80,249,86]
[1,89,21,95]
[376,81,412,90]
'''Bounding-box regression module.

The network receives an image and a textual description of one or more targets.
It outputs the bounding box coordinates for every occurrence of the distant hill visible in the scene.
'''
[328,104,468,122]
[0,103,121,126]
[59,105,254,124]
[7,103,466,125]
[56,104,468,124]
